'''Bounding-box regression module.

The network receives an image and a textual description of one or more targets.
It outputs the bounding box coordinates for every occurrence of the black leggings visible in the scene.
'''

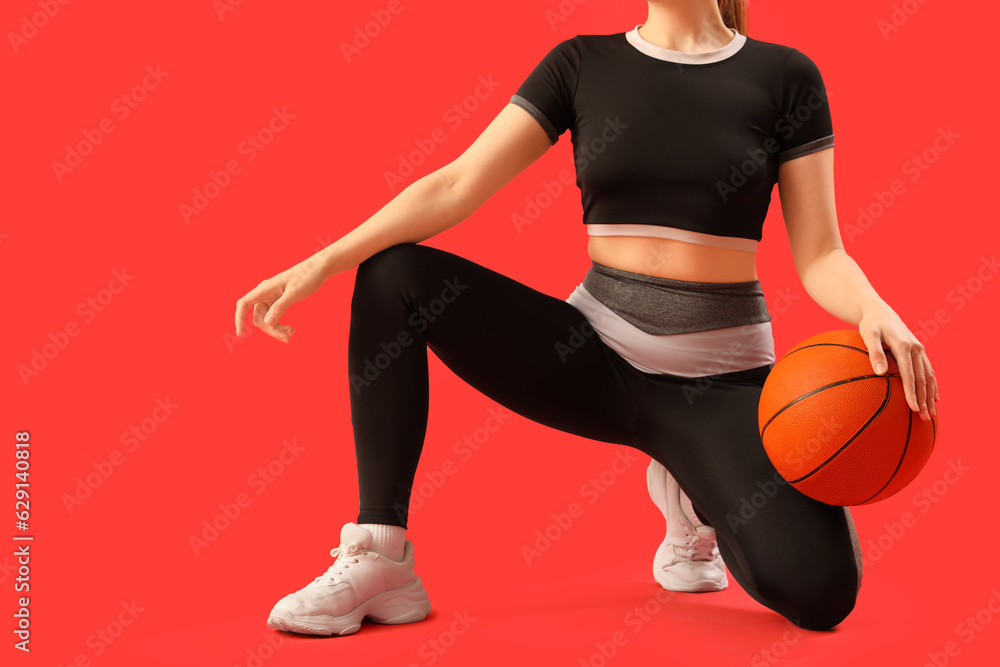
[347,242,861,630]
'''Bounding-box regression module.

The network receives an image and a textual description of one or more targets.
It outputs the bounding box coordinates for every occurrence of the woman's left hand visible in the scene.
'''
[858,297,939,422]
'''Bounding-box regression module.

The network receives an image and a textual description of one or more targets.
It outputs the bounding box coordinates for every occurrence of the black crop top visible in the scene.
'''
[508,25,834,249]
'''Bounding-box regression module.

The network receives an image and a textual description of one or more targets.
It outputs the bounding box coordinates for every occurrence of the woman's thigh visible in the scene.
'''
[351,242,647,446]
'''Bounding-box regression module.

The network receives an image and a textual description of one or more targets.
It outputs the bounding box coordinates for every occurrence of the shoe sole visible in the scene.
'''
[267,578,432,636]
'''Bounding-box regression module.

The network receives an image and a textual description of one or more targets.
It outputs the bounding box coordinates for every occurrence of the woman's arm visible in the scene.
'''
[235,103,552,341]
[778,148,939,421]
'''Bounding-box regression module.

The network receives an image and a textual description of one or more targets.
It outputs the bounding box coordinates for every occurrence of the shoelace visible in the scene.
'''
[313,541,365,584]
[671,524,718,563]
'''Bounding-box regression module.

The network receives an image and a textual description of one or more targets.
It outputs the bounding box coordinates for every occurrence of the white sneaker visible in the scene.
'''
[647,460,728,592]
[267,522,432,636]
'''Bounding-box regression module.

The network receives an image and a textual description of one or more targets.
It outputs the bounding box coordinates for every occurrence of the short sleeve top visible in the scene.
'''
[508,26,835,244]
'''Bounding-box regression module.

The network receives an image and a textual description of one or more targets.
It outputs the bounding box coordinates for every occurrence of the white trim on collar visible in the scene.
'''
[625,23,747,64]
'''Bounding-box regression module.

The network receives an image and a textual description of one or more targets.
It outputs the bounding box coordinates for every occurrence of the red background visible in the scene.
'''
[4,0,997,665]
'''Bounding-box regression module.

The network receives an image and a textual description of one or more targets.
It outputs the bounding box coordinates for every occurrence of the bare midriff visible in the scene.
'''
[587,236,758,283]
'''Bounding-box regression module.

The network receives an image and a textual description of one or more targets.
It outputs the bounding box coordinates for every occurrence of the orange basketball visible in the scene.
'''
[758,329,937,505]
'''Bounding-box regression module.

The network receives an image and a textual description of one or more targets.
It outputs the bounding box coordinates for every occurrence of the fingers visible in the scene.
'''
[861,327,888,375]
[235,292,252,337]
[924,354,940,403]
[921,353,938,417]
[888,337,934,421]
[859,313,938,422]
[253,302,294,343]
[260,285,296,341]
[909,342,929,420]
[866,323,916,415]
[235,280,295,343]
[235,281,275,337]
[263,292,291,327]
[890,338,919,415]
[904,340,938,421]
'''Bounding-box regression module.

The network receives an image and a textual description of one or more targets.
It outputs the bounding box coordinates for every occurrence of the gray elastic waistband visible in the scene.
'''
[581,261,772,334]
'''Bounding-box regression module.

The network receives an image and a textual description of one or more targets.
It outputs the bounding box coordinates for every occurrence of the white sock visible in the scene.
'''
[359,523,406,561]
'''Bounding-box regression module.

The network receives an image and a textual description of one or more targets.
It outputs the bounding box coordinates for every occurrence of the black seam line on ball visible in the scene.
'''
[858,397,912,504]
[788,377,892,484]
[781,342,871,359]
[760,372,901,437]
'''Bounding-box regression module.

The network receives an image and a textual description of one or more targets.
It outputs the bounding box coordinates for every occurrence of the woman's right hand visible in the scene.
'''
[234,255,330,343]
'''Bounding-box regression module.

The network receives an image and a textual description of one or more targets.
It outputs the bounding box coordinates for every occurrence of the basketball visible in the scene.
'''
[757,329,937,505]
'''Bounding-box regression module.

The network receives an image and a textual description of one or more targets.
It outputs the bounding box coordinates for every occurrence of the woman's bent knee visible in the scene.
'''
[773,560,860,630]
[791,597,857,631]
[355,242,424,285]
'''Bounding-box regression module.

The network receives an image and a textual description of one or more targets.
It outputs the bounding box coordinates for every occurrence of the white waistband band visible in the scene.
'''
[566,285,775,377]
[586,223,758,253]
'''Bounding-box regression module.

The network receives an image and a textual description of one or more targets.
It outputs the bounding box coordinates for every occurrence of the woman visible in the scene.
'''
[234,0,939,635]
